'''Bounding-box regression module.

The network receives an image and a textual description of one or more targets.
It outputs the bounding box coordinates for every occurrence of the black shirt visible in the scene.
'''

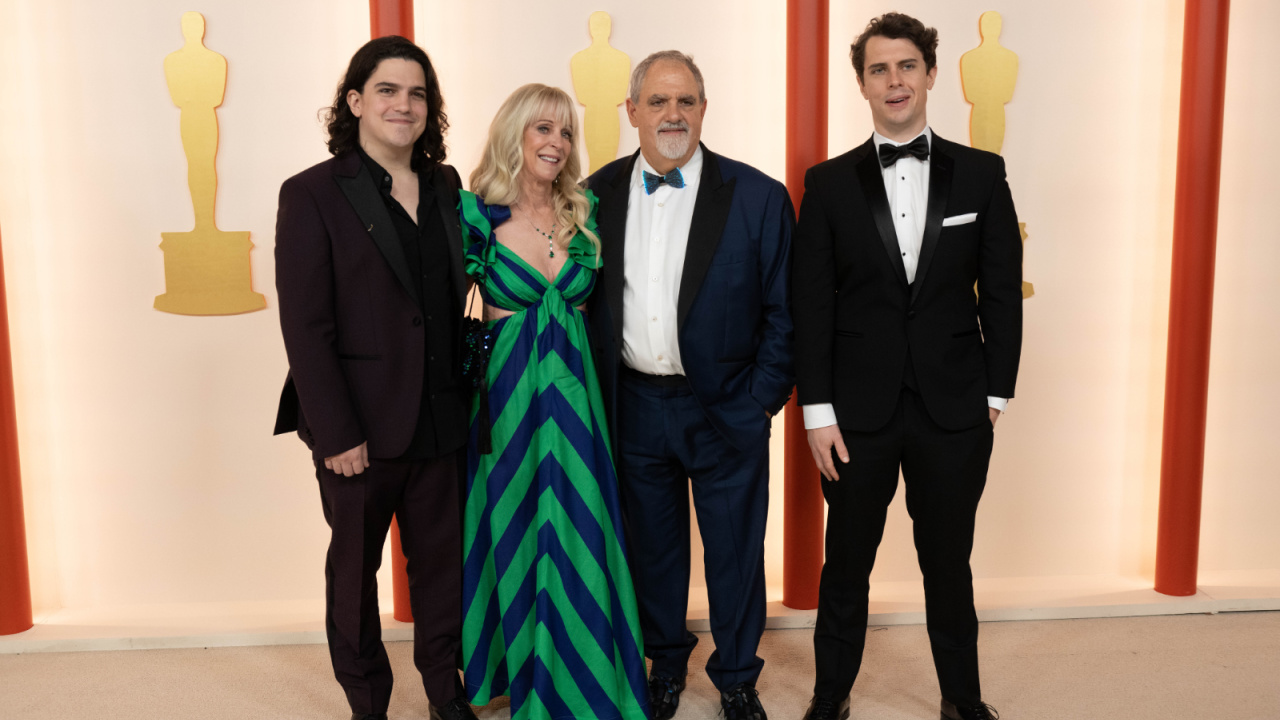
[358,148,467,459]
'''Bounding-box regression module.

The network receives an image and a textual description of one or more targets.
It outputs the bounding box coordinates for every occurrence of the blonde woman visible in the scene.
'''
[457,84,649,720]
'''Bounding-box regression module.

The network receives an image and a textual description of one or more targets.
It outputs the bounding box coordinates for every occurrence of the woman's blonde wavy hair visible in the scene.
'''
[469,84,600,260]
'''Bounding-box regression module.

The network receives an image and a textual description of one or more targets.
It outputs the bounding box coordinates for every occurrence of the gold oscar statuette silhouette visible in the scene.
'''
[155,11,265,315]
[570,11,631,175]
[960,11,1017,155]
[961,11,1033,299]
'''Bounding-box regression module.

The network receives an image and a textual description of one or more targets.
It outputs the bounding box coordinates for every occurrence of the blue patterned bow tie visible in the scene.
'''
[643,167,685,194]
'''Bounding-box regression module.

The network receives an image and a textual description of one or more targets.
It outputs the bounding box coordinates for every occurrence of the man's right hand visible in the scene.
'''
[807,425,849,482]
[325,442,369,477]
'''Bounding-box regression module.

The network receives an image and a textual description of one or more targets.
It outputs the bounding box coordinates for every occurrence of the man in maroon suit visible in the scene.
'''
[273,36,476,720]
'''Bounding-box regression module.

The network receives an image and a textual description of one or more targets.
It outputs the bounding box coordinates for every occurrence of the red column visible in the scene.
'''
[0,226,33,636]
[370,0,414,40]
[388,519,412,623]
[369,0,416,623]
[782,0,828,611]
[1155,0,1232,597]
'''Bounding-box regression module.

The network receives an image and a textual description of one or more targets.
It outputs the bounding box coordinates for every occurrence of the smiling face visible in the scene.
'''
[626,59,706,174]
[520,105,574,187]
[857,35,936,142]
[346,58,428,161]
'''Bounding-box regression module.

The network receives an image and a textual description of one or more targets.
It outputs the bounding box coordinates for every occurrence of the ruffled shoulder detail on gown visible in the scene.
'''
[566,189,602,270]
[459,190,512,279]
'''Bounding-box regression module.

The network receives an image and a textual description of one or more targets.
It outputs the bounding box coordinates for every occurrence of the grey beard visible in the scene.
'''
[656,131,690,160]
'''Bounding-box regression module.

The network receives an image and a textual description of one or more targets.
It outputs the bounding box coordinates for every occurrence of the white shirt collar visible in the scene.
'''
[872,126,933,151]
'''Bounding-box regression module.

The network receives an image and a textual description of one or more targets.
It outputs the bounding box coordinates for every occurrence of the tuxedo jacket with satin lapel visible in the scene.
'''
[586,145,796,451]
[792,133,1022,432]
[273,151,467,460]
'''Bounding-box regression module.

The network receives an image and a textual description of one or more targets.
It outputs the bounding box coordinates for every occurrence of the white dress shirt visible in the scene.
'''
[802,129,1006,430]
[881,128,931,284]
[621,147,703,376]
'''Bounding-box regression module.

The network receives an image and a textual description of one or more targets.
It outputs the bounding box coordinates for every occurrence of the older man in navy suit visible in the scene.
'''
[587,50,795,720]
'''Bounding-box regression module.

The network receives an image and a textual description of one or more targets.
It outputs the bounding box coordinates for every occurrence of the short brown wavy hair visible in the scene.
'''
[323,36,448,170]
[850,13,939,82]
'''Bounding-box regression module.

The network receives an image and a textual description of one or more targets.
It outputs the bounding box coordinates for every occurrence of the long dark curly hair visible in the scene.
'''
[323,35,448,169]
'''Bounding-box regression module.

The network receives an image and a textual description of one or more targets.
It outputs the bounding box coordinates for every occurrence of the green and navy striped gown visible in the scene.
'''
[458,191,650,720]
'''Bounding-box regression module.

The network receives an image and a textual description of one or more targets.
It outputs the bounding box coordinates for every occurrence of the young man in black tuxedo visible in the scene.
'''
[792,13,1022,720]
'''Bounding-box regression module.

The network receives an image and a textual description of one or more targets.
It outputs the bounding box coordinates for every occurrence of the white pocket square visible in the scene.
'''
[942,212,978,227]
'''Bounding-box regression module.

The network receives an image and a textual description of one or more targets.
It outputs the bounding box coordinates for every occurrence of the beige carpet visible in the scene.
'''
[2,612,1278,719]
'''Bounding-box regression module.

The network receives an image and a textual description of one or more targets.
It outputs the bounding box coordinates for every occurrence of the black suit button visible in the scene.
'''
[413,316,423,326]
[908,311,917,319]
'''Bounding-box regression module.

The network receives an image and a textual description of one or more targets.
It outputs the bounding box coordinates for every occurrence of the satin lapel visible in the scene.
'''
[911,138,954,305]
[433,166,467,308]
[854,145,909,288]
[335,164,418,304]
[677,147,736,331]
[599,152,638,345]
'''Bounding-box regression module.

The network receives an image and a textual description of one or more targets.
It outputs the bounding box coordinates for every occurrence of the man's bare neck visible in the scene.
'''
[874,118,928,144]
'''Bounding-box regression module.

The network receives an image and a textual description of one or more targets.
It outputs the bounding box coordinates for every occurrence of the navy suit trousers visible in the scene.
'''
[615,371,769,691]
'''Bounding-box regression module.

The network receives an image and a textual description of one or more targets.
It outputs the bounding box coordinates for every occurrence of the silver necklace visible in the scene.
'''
[531,219,557,258]
[518,204,557,257]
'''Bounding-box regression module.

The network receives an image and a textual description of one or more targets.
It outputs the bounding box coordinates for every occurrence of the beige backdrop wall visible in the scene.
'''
[0,0,1275,620]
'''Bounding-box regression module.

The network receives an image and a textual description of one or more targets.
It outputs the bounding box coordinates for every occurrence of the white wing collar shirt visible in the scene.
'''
[879,126,931,285]
[802,128,1006,430]
[621,146,704,376]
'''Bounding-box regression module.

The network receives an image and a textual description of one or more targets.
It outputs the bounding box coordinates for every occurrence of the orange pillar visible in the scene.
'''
[388,518,412,623]
[370,0,414,41]
[0,226,33,636]
[782,0,828,611]
[1155,0,1232,597]
[369,0,416,623]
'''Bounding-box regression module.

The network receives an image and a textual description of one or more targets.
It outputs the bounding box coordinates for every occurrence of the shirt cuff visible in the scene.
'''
[987,397,1008,413]
[802,403,838,430]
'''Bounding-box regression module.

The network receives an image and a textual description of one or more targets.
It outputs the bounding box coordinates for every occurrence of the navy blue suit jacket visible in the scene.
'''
[586,146,796,451]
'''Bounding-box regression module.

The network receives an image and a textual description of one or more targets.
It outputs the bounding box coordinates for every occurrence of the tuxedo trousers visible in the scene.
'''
[813,387,993,705]
[615,370,769,690]
[315,453,463,715]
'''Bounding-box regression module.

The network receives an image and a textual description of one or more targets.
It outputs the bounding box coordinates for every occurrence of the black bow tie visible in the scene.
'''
[878,135,930,167]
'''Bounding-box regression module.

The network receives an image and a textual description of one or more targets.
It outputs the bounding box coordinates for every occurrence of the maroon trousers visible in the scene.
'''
[315,453,463,715]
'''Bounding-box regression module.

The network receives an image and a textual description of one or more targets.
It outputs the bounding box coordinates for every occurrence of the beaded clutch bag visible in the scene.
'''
[461,287,494,454]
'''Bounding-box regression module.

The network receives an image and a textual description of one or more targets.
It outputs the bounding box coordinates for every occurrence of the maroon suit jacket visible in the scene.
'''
[273,151,466,460]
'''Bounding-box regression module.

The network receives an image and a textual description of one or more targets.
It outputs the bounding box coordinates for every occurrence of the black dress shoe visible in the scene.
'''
[941,698,1000,720]
[720,683,767,720]
[648,673,686,720]
[801,694,850,720]
[430,696,479,720]
[350,714,387,720]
